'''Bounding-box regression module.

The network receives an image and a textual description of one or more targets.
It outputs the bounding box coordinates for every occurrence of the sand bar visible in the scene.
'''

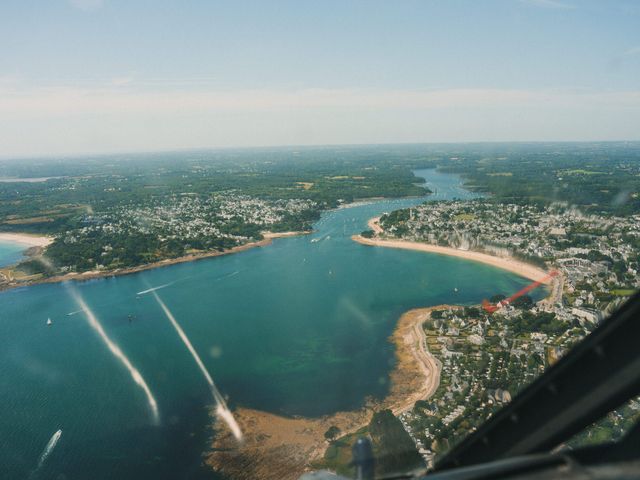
[0,232,53,247]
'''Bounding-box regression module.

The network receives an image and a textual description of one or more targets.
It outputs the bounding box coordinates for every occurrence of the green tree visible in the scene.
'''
[324,426,341,442]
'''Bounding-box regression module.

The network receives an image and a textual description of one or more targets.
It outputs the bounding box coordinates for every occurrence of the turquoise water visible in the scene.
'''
[0,170,535,479]
[0,241,27,267]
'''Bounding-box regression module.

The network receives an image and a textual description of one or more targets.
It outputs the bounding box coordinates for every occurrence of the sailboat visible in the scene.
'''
[46,317,52,326]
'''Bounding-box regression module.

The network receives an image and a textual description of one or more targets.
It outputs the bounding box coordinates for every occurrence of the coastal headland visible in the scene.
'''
[0,231,308,291]
[206,305,455,480]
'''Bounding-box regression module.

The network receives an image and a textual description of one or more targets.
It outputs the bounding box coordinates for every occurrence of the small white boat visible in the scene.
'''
[310,238,320,243]
[454,287,459,293]
[46,318,52,326]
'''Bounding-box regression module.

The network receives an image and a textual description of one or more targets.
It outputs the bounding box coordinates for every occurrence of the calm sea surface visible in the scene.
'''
[0,170,536,479]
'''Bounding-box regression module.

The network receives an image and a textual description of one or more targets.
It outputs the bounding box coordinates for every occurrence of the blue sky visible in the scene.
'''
[1,0,639,157]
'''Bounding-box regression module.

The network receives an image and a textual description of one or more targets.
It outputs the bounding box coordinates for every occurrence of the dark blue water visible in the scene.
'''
[0,170,534,479]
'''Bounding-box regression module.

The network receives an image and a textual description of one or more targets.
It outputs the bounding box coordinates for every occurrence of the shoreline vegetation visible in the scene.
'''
[206,305,454,480]
[0,231,308,291]
[354,217,551,284]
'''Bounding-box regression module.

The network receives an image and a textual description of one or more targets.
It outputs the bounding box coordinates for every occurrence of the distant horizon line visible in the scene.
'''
[3,139,640,162]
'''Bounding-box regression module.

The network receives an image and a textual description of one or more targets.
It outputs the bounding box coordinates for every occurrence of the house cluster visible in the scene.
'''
[399,303,590,468]
[66,193,317,244]
[380,201,640,467]
[379,200,640,321]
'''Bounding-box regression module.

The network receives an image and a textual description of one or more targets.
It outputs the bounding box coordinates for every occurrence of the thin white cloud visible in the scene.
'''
[111,76,134,87]
[1,86,639,157]
[0,75,20,86]
[519,0,575,9]
[1,86,638,115]
[68,0,104,11]
[621,46,640,57]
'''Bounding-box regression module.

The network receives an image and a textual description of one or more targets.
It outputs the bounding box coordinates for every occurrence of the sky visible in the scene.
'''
[1,0,640,157]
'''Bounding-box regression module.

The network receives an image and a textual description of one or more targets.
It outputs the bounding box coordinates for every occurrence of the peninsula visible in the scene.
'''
[344,196,640,466]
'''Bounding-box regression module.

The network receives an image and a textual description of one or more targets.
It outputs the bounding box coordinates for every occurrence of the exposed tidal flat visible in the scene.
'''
[207,305,453,480]
[0,169,540,480]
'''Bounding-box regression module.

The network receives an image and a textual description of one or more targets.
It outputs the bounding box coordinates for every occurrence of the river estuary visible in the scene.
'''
[0,169,534,479]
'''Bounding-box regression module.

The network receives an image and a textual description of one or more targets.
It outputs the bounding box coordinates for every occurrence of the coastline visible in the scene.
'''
[205,305,451,480]
[355,217,550,283]
[0,231,308,292]
[0,232,53,247]
[198,211,563,480]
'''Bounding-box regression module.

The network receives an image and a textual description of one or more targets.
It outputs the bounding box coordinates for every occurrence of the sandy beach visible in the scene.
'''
[206,305,450,480]
[0,232,53,247]
[354,219,550,283]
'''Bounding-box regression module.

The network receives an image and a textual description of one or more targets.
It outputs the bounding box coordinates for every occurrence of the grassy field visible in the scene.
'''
[611,288,636,296]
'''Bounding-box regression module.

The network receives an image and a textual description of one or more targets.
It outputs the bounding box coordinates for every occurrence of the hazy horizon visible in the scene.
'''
[2,0,640,157]
[4,139,640,163]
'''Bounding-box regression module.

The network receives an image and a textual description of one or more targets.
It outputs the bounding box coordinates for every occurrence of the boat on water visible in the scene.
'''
[310,238,320,243]
[46,318,52,326]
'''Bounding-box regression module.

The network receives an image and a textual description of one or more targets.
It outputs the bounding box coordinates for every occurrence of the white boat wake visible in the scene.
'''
[215,270,239,281]
[151,291,243,442]
[68,287,160,425]
[136,282,173,296]
[31,429,62,476]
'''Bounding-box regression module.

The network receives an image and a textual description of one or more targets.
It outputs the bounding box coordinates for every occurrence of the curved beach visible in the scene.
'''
[354,217,550,283]
[0,232,53,247]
